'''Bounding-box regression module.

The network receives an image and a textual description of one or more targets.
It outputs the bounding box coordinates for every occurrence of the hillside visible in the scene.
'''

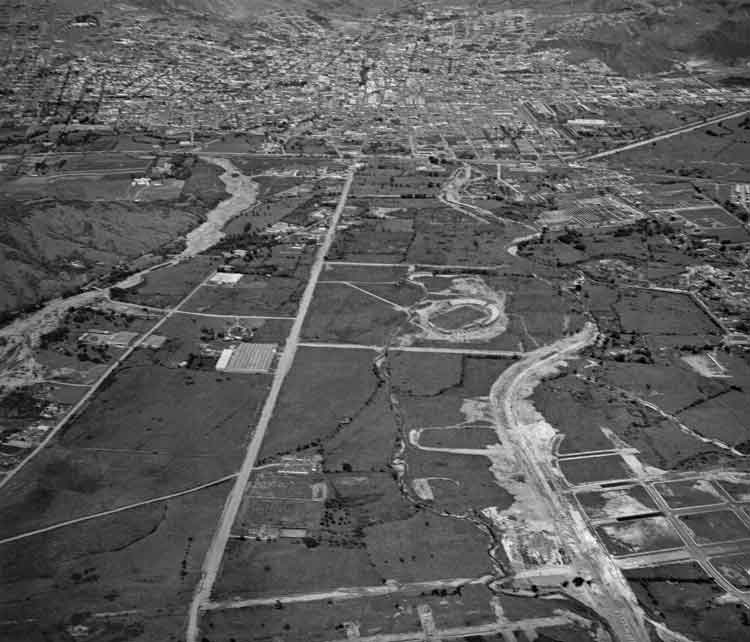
[0,198,201,320]
[127,0,410,20]
[532,0,750,75]
[0,160,228,321]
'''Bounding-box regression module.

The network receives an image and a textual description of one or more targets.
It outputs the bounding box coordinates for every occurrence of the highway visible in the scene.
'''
[184,166,356,642]
[580,109,750,161]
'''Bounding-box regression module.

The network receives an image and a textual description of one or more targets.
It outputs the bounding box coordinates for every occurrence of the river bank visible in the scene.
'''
[180,156,258,258]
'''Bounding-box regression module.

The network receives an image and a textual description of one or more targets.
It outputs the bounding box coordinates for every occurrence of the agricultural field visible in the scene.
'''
[711,552,750,590]
[363,512,493,583]
[535,358,750,474]
[558,454,633,486]
[330,205,531,266]
[596,357,750,461]
[0,349,271,539]
[624,562,750,641]
[576,485,658,522]
[303,264,583,352]
[213,539,381,599]
[595,515,684,556]
[613,289,720,339]
[417,425,499,450]
[112,256,217,309]
[33,305,158,382]
[654,479,726,509]
[518,225,694,283]
[182,273,308,317]
[155,313,292,368]
[679,509,750,545]
[719,478,750,502]
[203,587,608,642]
[0,483,231,642]
[610,117,750,183]
[257,346,388,466]
[392,352,508,425]
[215,346,511,614]
[302,279,417,346]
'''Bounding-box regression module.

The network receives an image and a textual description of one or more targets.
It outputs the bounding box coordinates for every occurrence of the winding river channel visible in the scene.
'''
[180,156,258,258]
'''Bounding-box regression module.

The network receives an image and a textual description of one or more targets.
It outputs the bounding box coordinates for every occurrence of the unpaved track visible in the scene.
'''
[0,474,237,546]
[489,324,651,642]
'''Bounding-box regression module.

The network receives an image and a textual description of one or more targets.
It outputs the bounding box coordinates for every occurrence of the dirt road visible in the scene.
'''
[489,323,651,642]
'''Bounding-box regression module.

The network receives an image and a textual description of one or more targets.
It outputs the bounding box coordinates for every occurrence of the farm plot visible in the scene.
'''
[322,263,410,282]
[405,448,513,515]
[392,352,512,428]
[201,594,425,642]
[598,360,729,416]
[596,516,683,556]
[302,281,415,346]
[615,289,721,338]
[0,483,230,642]
[364,512,492,583]
[257,347,388,465]
[417,425,499,450]
[155,312,292,368]
[183,273,308,317]
[624,562,750,642]
[718,478,750,502]
[331,205,532,267]
[0,350,271,539]
[545,365,740,473]
[611,117,750,183]
[711,553,750,591]
[654,479,726,509]
[112,256,217,309]
[212,539,382,600]
[679,510,750,545]
[559,454,633,486]
[576,485,658,521]
[677,390,750,454]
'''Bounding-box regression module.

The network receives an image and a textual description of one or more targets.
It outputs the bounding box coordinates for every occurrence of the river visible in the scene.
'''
[180,156,258,258]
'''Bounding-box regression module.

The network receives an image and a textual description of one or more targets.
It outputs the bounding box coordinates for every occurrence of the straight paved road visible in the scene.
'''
[581,109,750,161]
[185,167,356,642]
